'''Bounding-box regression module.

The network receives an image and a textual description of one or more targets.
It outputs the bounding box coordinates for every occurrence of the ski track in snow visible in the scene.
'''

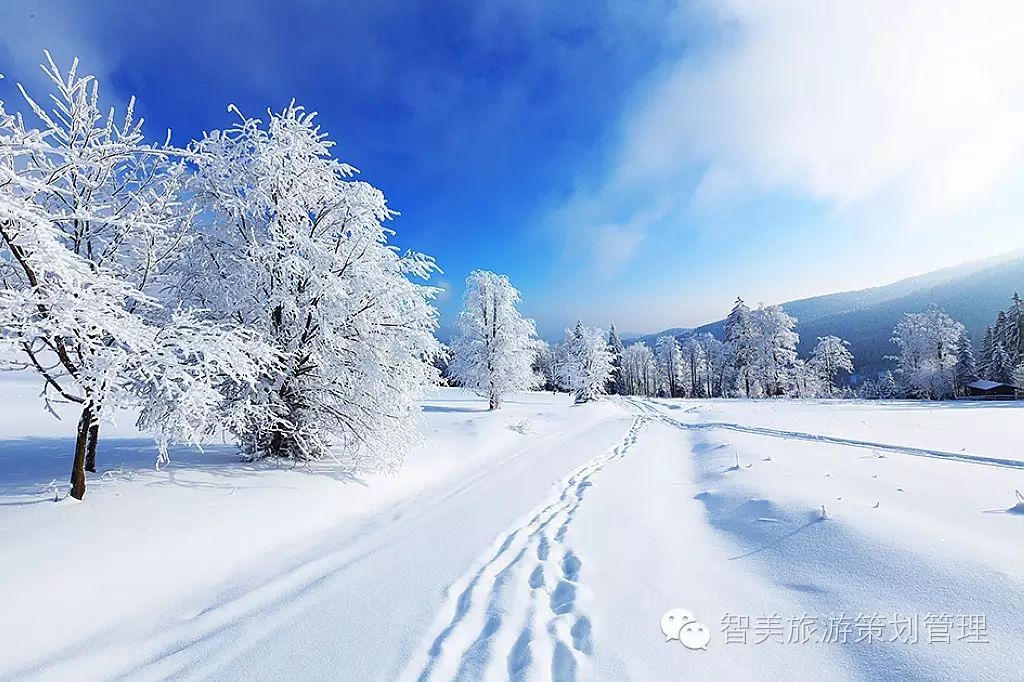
[624,396,1024,681]
[624,398,1024,471]
[406,416,648,682]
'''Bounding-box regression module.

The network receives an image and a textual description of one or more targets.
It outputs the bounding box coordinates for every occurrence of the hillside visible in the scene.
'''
[633,249,1024,377]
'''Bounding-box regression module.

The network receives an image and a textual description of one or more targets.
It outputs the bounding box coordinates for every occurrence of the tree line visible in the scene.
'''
[445,280,1024,405]
[600,299,855,400]
[444,290,854,404]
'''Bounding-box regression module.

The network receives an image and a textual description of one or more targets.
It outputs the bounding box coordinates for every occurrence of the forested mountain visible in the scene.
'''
[633,249,1024,377]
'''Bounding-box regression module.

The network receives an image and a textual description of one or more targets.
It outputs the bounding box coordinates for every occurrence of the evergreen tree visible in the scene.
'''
[607,324,626,395]
[953,329,978,395]
[991,344,1013,384]
[878,371,900,399]
[1013,362,1024,392]
[994,311,1009,351]
[979,326,996,379]
[1004,293,1024,366]
[559,322,614,404]
[857,377,880,400]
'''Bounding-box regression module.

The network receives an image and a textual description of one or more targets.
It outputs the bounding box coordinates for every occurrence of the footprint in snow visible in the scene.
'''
[550,581,576,615]
[561,551,582,581]
[528,565,545,589]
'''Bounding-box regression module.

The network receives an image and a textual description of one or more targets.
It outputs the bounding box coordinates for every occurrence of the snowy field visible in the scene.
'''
[2,382,1023,680]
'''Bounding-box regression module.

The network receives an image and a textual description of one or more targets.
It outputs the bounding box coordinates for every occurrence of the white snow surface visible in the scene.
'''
[1,383,1023,680]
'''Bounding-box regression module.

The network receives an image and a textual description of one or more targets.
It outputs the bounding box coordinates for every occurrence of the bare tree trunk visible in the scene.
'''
[85,420,100,473]
[489,393,500,410]
[70,405,93,500]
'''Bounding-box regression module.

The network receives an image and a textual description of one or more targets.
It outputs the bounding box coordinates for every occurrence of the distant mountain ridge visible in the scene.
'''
[630,249,1024,377]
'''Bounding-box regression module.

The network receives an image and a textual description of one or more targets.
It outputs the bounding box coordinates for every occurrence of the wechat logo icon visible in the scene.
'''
[661,608,710,651]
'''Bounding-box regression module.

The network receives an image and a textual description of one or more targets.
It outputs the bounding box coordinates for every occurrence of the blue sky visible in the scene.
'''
[3,0,1023,339]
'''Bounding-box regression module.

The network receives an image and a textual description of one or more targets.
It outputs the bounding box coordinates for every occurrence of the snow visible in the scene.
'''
[2,382,1023,680]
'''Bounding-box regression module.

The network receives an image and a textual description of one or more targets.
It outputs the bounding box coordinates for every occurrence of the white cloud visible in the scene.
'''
[557,0,1024,264]
[586,222,649,273]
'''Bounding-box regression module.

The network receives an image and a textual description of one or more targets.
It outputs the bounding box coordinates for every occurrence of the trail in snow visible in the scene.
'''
[4,395,629,682]
[624,397,1024,471]
[404,416,648,682]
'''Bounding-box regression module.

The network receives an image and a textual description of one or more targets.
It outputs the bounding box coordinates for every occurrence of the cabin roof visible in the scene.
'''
[966,380,1016,390]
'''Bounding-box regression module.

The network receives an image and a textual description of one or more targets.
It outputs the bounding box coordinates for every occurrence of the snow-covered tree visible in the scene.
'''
[681,336,704,398]
[431,343,453,386]
[979,326,996,379]
[621,343,657,396]
[724,297,758,397]
[607,324,626,395]
[0,55,272,498]
[1004,293,1024,366]
[953,328,978,396]
[891,308,964,399]
[878,371,900,399]
[1004,294,1024,365]
[183,102,441,469]
[449,271,539,409]
[559,322,613,404]
[810,336,854,396]
[857,376,880,400]
[789,358,819,398]
[1013,362,1024,393]
[699,332,728,397]
[752,304,799,397]
[990,344,1013,384]
[654,335,684,397]
[533,340,563,393]
[979,294,1024,383]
